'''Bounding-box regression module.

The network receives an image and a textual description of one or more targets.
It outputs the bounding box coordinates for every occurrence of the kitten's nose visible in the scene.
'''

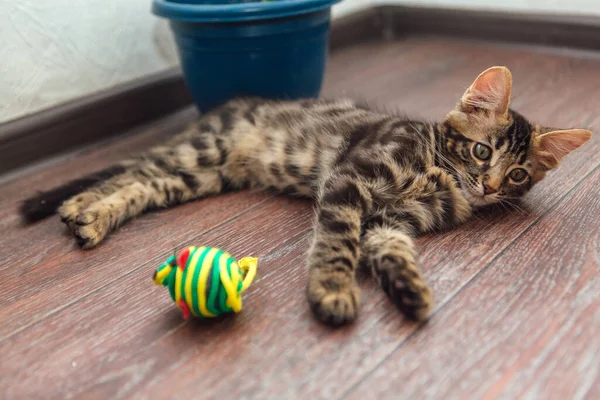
[483,184,497,195]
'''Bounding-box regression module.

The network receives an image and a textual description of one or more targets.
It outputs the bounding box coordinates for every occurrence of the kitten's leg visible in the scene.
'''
[361,222,432,321]
[62,170,226,249]
[60,135,237,249]
[307,174,373,326]
[359,167,471,320]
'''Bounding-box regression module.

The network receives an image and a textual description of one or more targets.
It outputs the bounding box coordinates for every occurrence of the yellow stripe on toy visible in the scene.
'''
[152,246,258,319]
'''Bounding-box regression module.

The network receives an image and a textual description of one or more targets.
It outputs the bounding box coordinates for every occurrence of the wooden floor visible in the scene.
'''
[1,37,600,400]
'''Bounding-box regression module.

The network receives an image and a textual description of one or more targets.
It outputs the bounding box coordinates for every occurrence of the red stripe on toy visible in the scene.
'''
[177,248,191,271]
[179,300,190,320]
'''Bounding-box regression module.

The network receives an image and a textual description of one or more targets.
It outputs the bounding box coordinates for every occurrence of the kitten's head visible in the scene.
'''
[444,66,592,207]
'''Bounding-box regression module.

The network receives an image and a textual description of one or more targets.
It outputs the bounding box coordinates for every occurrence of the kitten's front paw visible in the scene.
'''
[307,272,360,326]
[70,206,111,249]
[374,255,432,321]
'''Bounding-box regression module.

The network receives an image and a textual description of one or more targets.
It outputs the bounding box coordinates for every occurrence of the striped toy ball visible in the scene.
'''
[153,246,257,319]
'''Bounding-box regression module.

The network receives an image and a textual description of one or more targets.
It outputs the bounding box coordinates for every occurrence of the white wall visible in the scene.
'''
[0,0,180,124]
[376,0,600,16]
[0,0,372,124]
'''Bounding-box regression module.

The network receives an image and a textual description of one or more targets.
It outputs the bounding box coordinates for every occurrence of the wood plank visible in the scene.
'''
[3,98,594,399]
[0,196,313,399]
[0,190,271,339]
[1,37,600,400]
[346,165,600,400]
[324,38,600,126]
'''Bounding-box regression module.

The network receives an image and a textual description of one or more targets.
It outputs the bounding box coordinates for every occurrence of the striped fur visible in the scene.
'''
[21,67,592,326]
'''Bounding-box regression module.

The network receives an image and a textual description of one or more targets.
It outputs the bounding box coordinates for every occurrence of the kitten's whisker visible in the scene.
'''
[499,199,529,216]
[469,211,485,222]
[508,203,529,216]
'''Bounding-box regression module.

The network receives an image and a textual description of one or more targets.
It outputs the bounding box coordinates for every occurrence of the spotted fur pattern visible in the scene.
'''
[21,67,592,326]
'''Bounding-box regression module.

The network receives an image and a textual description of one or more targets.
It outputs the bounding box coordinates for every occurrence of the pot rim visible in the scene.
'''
[152,0,342,22]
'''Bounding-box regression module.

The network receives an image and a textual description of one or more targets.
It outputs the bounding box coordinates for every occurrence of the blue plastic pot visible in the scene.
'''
[152,0,342,112]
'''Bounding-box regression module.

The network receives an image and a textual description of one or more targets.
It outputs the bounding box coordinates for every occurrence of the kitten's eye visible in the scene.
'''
[473,143,492,161]
[509,168,528,183]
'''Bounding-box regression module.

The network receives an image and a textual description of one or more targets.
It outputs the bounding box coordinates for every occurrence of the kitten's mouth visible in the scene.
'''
[462,190,496,206]
[458,178,499,207]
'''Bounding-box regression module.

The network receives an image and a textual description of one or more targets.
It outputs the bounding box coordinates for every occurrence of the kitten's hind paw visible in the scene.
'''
[71,208,111,249]
[58,193,101,231]
[60,205,111,249]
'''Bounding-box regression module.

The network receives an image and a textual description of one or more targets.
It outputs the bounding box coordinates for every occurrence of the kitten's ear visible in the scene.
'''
[461,66,512,119]
[535,129,592,170]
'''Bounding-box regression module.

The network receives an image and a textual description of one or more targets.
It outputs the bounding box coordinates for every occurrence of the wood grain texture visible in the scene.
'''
[346,165,600,400]
[0,190,272,339]
[0,196,313,399]
[1,37,600,399]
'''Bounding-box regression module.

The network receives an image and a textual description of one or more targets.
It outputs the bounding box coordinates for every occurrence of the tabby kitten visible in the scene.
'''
[21,67,592,326]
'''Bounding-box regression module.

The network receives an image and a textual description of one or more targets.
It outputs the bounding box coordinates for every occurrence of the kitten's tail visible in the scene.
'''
[20,165,127,223]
